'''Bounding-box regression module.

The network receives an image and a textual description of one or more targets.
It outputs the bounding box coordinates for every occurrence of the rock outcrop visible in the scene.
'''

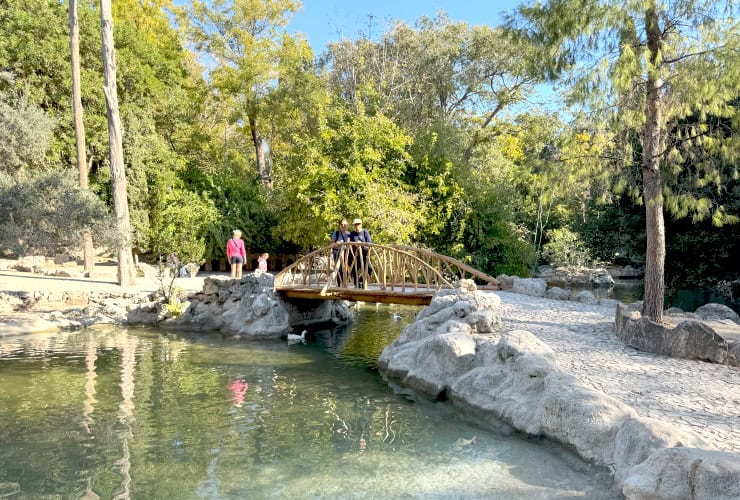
[378,284,740,498]
[0,272,352,338]
[174,273,352,338]
[615,303,740,367]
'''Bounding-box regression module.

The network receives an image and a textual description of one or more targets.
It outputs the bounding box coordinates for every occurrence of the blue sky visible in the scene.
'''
[286,0,561,112]
[288,0,521,53]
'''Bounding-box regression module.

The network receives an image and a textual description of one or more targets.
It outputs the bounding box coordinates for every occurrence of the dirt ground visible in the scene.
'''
[0,263,215,297]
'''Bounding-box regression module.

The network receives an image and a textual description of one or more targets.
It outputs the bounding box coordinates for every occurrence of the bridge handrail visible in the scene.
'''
[274,242,455,290]
[388,245,499,286]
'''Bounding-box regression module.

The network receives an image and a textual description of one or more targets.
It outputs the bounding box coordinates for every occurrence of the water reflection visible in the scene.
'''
[0,318,617,499]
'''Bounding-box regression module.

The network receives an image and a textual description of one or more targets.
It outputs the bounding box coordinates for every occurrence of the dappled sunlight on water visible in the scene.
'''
[0,308,617,498]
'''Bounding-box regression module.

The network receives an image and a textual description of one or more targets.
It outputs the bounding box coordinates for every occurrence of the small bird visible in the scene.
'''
[454,436,477,449]
[287,330,307,344]
[392,313,402,320]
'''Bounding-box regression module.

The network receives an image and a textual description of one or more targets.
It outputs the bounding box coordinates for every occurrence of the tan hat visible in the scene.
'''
[352,218,362,225]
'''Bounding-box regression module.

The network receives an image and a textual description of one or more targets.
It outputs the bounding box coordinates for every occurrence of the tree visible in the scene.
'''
[187,0,300,189]
[323,15,538,163]
[274,105,425,247]
[508,0,739,321]
[69,0,94,273]
[100,0,136,285]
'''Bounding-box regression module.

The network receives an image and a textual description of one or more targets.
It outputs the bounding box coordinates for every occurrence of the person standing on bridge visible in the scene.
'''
[349,218,372,288]
[226,230,247,279]
[331,219,351,287]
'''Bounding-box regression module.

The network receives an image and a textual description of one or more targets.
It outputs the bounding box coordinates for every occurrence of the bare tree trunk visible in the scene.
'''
[69,0,95,275]
[100,0,136,286]
[641,3,665,322]
[249,114,272,189]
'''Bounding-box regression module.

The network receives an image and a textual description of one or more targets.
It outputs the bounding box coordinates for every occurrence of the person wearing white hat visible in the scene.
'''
[349,218,372,288]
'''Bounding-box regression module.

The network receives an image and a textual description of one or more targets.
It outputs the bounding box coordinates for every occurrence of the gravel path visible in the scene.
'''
[492,291,740,453]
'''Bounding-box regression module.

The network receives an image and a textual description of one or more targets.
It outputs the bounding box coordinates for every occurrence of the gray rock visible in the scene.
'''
[572,290,597,304]
[380,288,736,495]
[545,286,570,301]
[403,332,477,397]
[622,447,740,500]
[695,303,740,323]
[537,373,637,465]
[495,274,515,291]
[222,291,289,337]
[664,307,684,315]
[615,303,739,366]
[510,278,547,297]
[591,269,615,287]
[613,416,706,487]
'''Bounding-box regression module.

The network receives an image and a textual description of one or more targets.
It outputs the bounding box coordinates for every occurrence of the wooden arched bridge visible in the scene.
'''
[274,243,500,305]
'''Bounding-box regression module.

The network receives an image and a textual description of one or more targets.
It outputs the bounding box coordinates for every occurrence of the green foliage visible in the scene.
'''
[274,104,425,247]
[542,227,590,268]
[577,191,647,266]
[181,166,276,260]
[0,93,55,177]
[0,170,119,256]
[148,171,219,264]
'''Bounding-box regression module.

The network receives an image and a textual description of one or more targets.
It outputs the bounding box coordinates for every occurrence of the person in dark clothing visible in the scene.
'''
[331,219,351,287]
[349,218,372,288]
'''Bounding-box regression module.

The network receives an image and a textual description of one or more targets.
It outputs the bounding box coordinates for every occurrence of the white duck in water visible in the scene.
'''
[287,330,307,344]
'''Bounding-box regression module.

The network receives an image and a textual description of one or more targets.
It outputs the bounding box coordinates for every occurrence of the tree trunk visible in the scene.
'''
[249,114,272,189]
[100,0,136,286]
[69,0,94,275]
[641,4,665,322]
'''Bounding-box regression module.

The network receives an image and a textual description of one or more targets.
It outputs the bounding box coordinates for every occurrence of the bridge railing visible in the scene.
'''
[388,245,499,287]
[274,243,456,292]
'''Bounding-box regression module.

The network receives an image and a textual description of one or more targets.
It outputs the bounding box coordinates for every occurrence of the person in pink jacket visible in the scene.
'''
[226,229,247,279]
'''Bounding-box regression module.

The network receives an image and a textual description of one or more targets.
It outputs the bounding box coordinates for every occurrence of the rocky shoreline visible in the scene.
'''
[378,282,740,499]
[0,272,351,337]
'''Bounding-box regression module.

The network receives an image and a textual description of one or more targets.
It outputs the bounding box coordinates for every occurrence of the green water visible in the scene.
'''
[0,305,616,499]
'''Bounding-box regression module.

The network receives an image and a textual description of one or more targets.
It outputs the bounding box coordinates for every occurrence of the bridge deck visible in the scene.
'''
[276,284,500,306]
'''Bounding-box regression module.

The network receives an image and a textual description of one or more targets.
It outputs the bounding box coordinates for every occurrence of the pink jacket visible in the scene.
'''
[226,238,246,259]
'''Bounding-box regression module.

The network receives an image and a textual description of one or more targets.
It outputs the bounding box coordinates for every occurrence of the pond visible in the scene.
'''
[562,279,739,313]
[0,305,617,499]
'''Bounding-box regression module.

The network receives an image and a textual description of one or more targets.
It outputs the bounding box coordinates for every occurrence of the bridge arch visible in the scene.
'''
[274,243,499,305]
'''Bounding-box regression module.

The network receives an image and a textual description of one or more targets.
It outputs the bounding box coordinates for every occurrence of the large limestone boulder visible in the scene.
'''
[379,287,503,375]
[545,286,570,301]
[173,272,351,338]
[613,417,706,488]
[403,332,477,397]
[222,291,290,337]
[695,303,740,323]
[572,289,598,304]
[622,447,740,500]
[615,303,739,367]
[510,277,547,297]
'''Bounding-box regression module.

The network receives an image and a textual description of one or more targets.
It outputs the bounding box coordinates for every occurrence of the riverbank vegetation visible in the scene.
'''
[0,0,738,311]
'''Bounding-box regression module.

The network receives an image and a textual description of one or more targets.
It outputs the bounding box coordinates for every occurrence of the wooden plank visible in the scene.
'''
[277,287,434,306]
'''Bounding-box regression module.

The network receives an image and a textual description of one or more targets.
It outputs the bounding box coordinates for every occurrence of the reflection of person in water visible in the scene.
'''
[228,379,249,406]
[330,398,375,453]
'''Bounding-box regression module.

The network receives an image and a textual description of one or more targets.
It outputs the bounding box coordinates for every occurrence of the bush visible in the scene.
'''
[542,227,590,268]
[148,171,219,264]
[0,170,120,256]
